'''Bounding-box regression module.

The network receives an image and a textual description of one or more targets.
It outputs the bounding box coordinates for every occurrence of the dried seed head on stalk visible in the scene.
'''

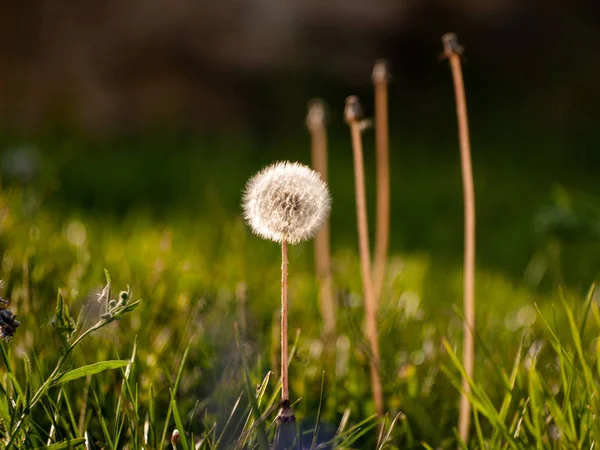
[242,161,331,244]
[441,32,464,58]
[345,96,372,131]
[372,59,390,84]
[306,99,327,132]
[344,96,364,123]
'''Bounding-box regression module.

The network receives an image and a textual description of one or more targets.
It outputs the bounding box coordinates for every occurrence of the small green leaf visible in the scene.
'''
[104,269,112,287]
[53,291,76,346]
[56,360,129,384]
[36,438,86,449]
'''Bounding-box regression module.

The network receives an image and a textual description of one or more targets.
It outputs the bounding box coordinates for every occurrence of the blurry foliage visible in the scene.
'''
[0,130,598,447]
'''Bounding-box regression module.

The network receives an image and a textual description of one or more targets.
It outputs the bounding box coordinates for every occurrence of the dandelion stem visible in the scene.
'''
[281,238,290,403]
[345,96,384,421]
[372,60,391,308]
[442,32,476,445]
[307,100,336,342]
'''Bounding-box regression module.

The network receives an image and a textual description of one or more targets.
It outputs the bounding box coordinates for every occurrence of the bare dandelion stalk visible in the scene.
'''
[271,309,281,379]
[442,32,476,445]
[280,238,290,402]
[242,161,331,417]
[345,96,384,420]
[307,99,336,342]
[372,60,391,308]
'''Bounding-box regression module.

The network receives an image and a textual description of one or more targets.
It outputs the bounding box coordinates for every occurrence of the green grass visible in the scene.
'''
[0,132,600,448]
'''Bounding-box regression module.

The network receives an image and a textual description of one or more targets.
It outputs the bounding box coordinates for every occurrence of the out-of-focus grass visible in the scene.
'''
[5,128,600,283]
[0,130,599,448]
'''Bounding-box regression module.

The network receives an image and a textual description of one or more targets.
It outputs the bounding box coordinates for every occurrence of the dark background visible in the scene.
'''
[1,0,599,288]
[0,1,598,135]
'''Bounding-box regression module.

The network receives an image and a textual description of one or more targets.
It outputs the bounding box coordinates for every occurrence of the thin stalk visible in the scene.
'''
[281,238,290,403]
[236,282,248,340]
[46,390,63,446]
[78,375,92,434]
[271,309,280,379]
[442,32,476,445]
[345,96,384,420]
[372,60,391,308]
[307,99,336,341]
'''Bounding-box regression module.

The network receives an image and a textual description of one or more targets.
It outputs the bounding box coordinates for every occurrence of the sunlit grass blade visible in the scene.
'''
[235,324,269,450]
[93,391,114,449]
[473,410,485,449]
[376,412,402,450]
[577,284,595,339]
[490,337,524,447]
[159,342,191,449]
[148,384,156,448]
[452,304,513,390]
[309,372,325,450]
[115,340,139,445]
[171,390,190,450]
[441,339,520,449]
[215,392,243,448]
[452,428,468,450]
[335,408,351,438]
[60,388,80,437]
[0,342,13,373]
[561,296,597,398]
[332,414,378,448]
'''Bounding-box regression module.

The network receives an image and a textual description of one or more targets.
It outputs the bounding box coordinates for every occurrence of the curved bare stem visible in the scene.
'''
[442,32,476,446]
[345,96,384,421]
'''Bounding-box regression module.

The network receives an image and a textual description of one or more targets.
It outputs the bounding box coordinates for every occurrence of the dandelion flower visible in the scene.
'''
[241,161,332,420]
[242,161,331,245]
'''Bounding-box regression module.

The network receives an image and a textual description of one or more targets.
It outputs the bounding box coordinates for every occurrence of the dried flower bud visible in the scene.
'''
[171,429,181,445]
[306,99,326,132]
[441,32,464,56]
[344,96,363,123]
[119,290,129,305]
[242,161,331,245]
[372,59,390,84]
[108,300,117,309]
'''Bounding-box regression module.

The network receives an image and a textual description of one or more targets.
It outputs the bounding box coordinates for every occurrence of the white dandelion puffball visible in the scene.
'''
[243,161,331,244]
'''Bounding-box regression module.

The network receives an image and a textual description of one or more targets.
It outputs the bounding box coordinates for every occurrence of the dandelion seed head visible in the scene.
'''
[242,161,331,245]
